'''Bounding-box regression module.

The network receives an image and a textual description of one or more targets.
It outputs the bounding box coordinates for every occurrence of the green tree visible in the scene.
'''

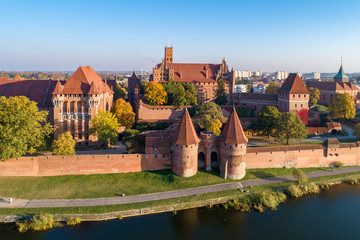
[0,96,53,161]
[173,84,187,108]
[144,81,168,106]
[52,132,75,155]
[265,82,281,94]
[139,78,149,94]
[246,84,254,93]
[206,118,222,136]
[275,112,308,145]
[113,85,127,101]
[162,78,177,105]
[353,123,360,139]
[193,102,227,130]
[111,99,135,128]
[90,110,120,147]
[292,169,308,184]
[215,77,228,105]
[329,93,356,121]
[308,87,320,107]
[184,83,198,106]
[253,106,280,137]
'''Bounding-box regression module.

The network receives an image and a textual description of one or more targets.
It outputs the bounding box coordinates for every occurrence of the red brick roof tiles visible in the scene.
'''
[52,80,64,95]
[173,109,200,145]
[63,66,112,95]
[279,73,309,94]
[308,81,359,91]
[220,108,248,145]
[170,63,220,83]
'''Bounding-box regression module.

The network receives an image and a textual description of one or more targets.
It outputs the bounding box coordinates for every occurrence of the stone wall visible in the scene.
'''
[137,100,185,122]
[0,154,171,177]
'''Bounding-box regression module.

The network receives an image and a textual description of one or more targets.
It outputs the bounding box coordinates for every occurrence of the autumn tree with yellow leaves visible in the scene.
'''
[144,82,167,105]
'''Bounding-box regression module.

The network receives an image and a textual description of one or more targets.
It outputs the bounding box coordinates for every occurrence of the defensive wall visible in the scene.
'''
[1,140,359,177]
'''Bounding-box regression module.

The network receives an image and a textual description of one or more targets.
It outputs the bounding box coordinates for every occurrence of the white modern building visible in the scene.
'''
[234,84,248,93]
[310,72,321,79]
[274,71,289,80]
[235,70,252,79]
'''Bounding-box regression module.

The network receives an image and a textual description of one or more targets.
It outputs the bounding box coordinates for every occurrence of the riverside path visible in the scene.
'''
[1,166,360,209]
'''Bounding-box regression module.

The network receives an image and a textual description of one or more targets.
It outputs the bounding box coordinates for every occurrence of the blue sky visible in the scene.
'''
[0,0,359,72]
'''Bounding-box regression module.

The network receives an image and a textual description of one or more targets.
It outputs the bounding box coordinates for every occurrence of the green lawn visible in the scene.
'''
[313,104,330,113]
[0,167,332,200]
[0,170,359,216]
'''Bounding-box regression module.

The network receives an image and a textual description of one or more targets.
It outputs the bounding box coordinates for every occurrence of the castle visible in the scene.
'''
[0,66,114,146]
[151,46,235,104]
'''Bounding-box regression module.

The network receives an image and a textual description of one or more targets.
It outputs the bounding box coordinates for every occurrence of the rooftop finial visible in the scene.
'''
[341,55,343,65]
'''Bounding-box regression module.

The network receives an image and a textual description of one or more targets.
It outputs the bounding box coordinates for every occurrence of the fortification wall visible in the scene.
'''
[0,154,171,177]
[245,144,360,168]
[137,101,186,122]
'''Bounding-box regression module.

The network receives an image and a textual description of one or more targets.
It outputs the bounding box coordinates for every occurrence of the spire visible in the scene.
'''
[173,108,200,145]
[52,80,63,95]
[220,108,248,145]
[334,61,349,82]
[88,80,100,95]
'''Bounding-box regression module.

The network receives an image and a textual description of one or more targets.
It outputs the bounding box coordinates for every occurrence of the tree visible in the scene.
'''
[139,78,149,94]
[90,110,120,147]
[206,118,222,136]
[144,81,168,106]
[0,96,53,161]
[308,87,320,107]
[113,85,127,101]
[265,82,281,94]
[184,83,198,106]
[329,93,356,121]
[215,77,228,105]
[253,106,280,137]
[246,84,254,93]
[111,99,135,128]
[353,123,360,139]
[172,84,187,108]
[193,102,227,130]
[162,78,176,105]
[292,169,308,184]
[52,132,75,155]
[275,112,308,145]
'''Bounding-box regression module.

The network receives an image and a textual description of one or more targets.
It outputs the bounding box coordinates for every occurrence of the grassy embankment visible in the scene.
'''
[1,171,359,216]
[1,168,359,216]
[0,168,332,200]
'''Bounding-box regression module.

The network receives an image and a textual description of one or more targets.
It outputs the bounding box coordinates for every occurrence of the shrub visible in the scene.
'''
[66,217,81,226]
[16,214,62,233]
[253,203,265,213]
[258,190,286,210]
[122,129,140,140]
[320,183,330,190]
[287,184,303,198]
[118,215,123,220]
[345,178,359,185]
[333,161,344,168]
[292,169,308,184]
[227,200,251,212]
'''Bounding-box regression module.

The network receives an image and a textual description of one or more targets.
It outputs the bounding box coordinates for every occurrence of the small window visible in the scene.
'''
[293,94,295,97]
[155,155,158,158]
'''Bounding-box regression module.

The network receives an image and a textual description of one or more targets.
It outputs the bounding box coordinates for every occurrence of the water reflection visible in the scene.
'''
[1,184,360,240]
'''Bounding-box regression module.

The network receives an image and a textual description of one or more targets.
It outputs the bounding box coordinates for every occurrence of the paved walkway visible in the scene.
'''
[1,167,360,209]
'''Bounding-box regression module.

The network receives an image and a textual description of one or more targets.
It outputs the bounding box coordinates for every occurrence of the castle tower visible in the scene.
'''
[52,80,64,137]
[333,63,349,82]
[172,108,200,177]
[278,73,310,114]
[128,72,140,106]
[165,46,173,66]
[219,108,248,179]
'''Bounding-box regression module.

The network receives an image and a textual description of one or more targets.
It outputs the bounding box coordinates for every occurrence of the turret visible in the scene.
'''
[172,108,200,177]
[219,107,248,179]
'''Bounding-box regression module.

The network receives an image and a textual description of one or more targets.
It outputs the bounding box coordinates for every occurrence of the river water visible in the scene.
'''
[1,184,360,240]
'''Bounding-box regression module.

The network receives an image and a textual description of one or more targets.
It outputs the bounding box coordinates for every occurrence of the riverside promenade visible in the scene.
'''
[1,166,360,209]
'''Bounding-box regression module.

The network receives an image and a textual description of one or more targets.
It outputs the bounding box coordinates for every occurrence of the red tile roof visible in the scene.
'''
[52,80,64,95]
[279,73,309,94]
[88,81,101,95]
[0,78,63,107]
[220,108,248,145]
[308,81,359,91]
[170,63,220,83]
[173,108,200,145]
[63,66,112,94]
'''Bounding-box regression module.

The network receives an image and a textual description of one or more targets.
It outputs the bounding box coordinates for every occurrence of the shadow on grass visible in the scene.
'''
[249,170,277,179]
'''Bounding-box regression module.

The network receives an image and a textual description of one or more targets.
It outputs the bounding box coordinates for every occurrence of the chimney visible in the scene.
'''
[206,69,209,78]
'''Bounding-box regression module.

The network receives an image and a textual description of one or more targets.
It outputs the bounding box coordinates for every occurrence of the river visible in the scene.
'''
[1,184,360,240]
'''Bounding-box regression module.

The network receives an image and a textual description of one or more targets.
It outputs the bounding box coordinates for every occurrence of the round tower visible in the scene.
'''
[219,108,248,179]
[172,108,200,177]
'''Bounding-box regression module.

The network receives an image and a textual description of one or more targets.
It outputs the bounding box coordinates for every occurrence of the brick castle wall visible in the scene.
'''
[0,154,171,176]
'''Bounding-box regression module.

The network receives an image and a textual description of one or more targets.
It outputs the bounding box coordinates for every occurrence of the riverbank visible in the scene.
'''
[1,168,360,223]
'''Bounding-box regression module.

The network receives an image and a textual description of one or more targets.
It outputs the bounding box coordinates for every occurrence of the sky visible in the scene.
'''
[0,0,359,73]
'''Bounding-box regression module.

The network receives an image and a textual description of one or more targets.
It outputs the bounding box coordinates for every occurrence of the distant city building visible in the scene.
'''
[274,71,289,80]
[234,84,248,93]
[310,72,321,79]
[253,83,266,93]
[252,71,262,77]
[235,70,252,79]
